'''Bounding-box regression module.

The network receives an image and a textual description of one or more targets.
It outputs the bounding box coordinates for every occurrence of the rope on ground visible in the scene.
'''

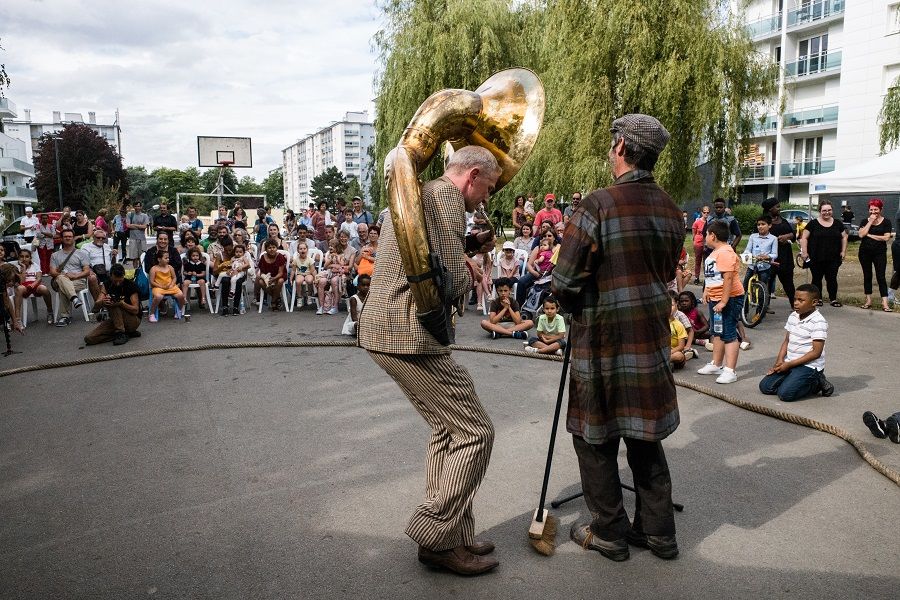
[2,340,897,487]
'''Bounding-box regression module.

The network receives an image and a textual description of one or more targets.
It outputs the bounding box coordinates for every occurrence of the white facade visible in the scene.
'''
[281,111,375,212]
[2,108,122,164]
[0,98,37,220]
[740,0,900,203]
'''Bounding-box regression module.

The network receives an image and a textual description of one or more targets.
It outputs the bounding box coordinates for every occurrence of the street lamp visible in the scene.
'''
[50,134,63,211]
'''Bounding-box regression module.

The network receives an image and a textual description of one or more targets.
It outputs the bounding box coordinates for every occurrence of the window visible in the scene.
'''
[798,33,828,75]
[890,2,900,35]
[792,136,823,175]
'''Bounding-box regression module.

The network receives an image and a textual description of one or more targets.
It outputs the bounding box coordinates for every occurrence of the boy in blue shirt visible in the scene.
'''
[742,215,779,290]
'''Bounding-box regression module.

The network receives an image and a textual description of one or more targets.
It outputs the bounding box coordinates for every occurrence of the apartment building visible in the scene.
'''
[0,98,37,220]
[281,111,375,212]
[2,108,122,164]
[740,0,900,205]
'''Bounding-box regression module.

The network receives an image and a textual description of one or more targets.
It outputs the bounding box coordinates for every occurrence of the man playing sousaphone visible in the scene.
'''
[359,146,501,575]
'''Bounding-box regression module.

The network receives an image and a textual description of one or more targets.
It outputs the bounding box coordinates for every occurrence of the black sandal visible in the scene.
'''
[830,301,842,307]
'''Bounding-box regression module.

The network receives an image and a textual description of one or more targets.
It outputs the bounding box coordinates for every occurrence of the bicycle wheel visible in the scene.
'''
[741,279,770,328]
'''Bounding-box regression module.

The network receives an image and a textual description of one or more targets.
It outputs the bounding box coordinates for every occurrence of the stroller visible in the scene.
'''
[520,274,552,321]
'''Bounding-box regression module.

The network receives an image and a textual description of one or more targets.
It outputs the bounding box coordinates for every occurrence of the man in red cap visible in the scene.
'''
[534,193,563,227]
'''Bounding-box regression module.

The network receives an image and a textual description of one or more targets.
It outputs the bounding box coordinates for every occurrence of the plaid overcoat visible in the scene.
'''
[358,176,473,354]
[552,171,683,444]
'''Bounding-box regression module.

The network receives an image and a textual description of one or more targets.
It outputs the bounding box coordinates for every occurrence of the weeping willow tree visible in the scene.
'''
[879,76,900,154]
[373,0,776,209]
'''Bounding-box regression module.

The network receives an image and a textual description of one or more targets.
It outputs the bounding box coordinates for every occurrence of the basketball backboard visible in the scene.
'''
[197,136,252,168]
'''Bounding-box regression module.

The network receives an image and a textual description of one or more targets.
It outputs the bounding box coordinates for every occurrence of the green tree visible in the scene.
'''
[236,175,263,195]
[33,123,128,211]
[345,176,362,202]
[125,165,153,202]
[83,173,122,217]
[878,76,900,154]
[149,167,202,205]
[373,0,776,210]
[309,166,351,206]
[262,170,285,208]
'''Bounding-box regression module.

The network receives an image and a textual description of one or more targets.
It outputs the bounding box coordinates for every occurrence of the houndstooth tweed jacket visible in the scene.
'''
[358,176,473,355]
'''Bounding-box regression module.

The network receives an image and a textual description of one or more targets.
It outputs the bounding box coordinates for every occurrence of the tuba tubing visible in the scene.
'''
[385,68,545,345]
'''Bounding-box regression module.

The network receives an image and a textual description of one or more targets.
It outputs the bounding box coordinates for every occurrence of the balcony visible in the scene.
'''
[784,50,841,80]
[780,157,835,177]
[782,104,838,132]
[0,98,17,119]
[752,115,779,136]
[741,162,776,180]
[0,156,35,176]
[747,12,783,40]
[787,0,844,30]
[2,185,37,200]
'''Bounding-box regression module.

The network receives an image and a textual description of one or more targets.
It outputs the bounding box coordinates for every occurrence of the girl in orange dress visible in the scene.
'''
[148,249,184,322]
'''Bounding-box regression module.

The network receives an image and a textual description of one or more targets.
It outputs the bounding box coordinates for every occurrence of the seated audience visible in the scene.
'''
[14,248,53,326]
[292,244,318,309]
[669,296,689,369]
[214,241,249,316]
[181,246,209,313]
[678,290,709,346]
[317,239,346,315]
[49,230,91,327]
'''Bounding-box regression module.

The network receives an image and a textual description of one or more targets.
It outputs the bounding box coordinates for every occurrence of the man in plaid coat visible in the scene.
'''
[553,114,685,562]
[358,146,501,576]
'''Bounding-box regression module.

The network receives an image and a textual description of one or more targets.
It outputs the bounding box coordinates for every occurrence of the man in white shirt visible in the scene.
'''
[759,283,833,401]
[83,229,116,293]
[20,206,39,245]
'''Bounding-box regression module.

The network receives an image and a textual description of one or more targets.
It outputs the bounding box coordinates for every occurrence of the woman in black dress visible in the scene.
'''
[857,198,893,311]
[800,200,847,306]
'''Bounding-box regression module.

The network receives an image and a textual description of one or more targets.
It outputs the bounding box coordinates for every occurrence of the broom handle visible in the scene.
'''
[535,329,572,521]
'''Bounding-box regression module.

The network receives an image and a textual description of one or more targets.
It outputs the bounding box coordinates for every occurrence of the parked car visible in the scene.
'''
[1,212,63,260]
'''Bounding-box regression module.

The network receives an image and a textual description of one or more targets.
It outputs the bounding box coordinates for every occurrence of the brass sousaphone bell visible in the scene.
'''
[385,68,546,344]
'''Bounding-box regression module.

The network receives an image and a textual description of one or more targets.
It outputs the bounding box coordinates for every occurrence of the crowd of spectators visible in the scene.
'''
[1,192,896,402]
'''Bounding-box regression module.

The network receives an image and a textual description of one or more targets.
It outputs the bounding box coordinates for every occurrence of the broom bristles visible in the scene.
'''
[528,513,559,556]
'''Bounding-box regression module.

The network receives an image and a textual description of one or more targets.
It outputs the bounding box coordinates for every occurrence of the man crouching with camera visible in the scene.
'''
[84,263,142,346]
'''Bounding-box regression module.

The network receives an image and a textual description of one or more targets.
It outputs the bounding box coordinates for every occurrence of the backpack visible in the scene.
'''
[134,268,150,301]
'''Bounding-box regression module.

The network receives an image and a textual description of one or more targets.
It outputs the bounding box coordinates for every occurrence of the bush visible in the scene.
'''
[732,204,764,235]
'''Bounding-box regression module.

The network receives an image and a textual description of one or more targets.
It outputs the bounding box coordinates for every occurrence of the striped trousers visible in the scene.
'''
[368,350,495,551]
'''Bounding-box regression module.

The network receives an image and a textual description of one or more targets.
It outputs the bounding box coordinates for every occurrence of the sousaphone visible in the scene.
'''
[384,68,546,344]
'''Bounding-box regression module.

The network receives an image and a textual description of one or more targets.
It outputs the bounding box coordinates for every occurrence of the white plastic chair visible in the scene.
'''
[19,295,40,327]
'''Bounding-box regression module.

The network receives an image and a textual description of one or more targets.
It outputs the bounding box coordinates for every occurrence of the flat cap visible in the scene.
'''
[611,114,670,156]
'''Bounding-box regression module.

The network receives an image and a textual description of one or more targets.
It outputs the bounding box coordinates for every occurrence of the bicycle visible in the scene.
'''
[740,253,773,328]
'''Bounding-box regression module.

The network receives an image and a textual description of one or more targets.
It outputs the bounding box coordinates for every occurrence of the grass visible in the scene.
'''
[683,235,898,308]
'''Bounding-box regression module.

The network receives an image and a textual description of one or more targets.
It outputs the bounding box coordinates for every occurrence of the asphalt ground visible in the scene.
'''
[1,287,898,599]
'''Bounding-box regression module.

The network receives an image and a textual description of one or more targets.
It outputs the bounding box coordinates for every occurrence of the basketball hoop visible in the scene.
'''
[219,160,234,169]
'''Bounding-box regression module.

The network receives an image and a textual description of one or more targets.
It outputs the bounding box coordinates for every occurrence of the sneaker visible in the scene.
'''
[697,362,723,375]
[513,331,527,340]
[316,307,324,315]
[818,373,834,397]
[863,411,887,439]
[328,307,338,315]
[54,316,71,327]
[570,523,628,562]
[490,331,498,340]
[625,530,679,559]
[148,314,158,323]
[739,341,751,351]
[232,306,241,316]
[692,278,700,285]
[885,416,900,444]
[555,348,563,356]
[71,296,82,309]
[704,341,714,352]
[716,368,738,384]
[113,332,129,346]
[525,346,538,353]
[47,315,54,325]
[683,348,696,360]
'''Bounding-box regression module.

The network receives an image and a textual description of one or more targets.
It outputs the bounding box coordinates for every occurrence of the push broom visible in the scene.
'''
[528,331,571,556]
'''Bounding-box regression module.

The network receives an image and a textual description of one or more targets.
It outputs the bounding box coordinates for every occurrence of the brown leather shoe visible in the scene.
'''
[570,523,629,561]
[417,545,499,575]
[465,540,495,556]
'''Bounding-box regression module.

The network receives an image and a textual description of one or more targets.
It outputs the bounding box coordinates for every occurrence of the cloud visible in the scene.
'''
[3,0,382,180]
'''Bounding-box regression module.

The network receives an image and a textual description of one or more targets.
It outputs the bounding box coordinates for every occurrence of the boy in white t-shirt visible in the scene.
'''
[759,283,834,401]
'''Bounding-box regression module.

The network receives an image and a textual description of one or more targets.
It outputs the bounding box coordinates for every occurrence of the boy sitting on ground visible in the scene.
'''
[759,283,834,401]
[480,277,533,340]
[669,295,689,369]
[525,295,566,355]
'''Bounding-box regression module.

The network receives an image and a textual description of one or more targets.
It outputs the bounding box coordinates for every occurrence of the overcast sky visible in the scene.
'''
[3,0,381,181]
